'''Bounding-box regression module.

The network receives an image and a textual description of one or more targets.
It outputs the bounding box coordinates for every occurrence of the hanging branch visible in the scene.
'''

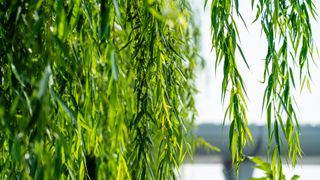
[254,0,317,178]
[208,0,317,179]
[207,0,253,171]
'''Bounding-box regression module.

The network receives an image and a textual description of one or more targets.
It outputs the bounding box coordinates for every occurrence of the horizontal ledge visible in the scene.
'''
[193,123,320,164]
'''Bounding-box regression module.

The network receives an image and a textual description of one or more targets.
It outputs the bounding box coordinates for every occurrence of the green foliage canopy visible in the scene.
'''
[0,0,200,179]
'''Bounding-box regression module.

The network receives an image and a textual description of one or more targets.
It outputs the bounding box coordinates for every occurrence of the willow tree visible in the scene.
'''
[0,0,200,179]
[0,0,318,179]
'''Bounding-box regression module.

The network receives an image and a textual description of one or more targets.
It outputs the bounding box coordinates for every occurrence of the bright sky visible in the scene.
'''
[193,0,320,125]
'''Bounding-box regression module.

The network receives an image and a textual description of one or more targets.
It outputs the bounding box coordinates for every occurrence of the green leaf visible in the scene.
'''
[110,49,119,80]
[291,175,300,180]
[70,0,81,30]
[10,63,25,87]
[50,88,77,126]
[237,44,250,70]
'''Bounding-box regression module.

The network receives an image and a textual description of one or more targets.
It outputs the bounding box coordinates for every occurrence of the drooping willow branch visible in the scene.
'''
[207,0,253,170]
[126,1,198,179]
[255,0,317,178]
[208,0,317,178]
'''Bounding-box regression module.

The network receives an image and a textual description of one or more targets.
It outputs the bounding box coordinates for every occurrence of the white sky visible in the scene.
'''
[193,0,320,125]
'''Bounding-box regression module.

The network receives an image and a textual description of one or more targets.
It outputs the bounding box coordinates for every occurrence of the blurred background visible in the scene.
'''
[183,1,320,179]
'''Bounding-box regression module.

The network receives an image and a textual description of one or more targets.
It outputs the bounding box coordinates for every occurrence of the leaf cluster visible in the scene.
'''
[207,0,317,179]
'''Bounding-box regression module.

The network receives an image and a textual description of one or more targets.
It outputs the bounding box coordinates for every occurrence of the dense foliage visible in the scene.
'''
[0,0,200,179]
